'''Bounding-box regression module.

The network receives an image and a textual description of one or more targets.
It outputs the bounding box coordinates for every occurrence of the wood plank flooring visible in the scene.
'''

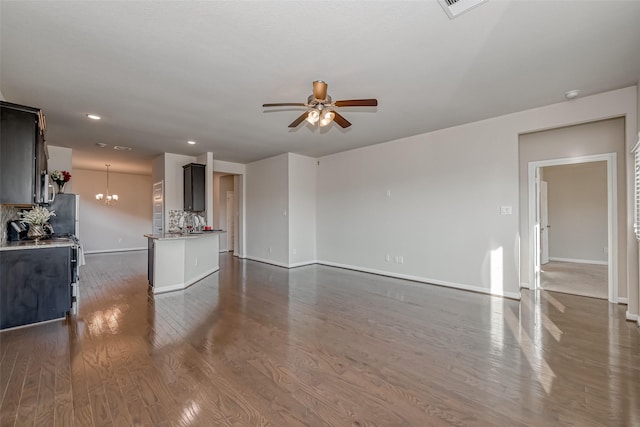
[541,261,608,299]
[1,251,639,426]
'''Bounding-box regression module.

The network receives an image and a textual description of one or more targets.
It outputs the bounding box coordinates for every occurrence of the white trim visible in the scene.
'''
[245,256,291,269]
[153,267,219,294]
[85,247,146,254]
[618,297,628,304]
[520,282,531,289]
[288,260,318,268]
[548,257,608,266]
[317,261,521,300]
[245,256,318,269]
[626,311,638,322]
[528,153,618,303]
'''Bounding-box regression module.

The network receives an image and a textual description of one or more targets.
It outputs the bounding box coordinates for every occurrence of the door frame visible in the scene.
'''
[527,153,617,302]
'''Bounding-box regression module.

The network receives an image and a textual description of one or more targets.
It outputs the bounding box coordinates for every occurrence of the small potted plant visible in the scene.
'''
[50,170,71,194]
[19,206,56,241]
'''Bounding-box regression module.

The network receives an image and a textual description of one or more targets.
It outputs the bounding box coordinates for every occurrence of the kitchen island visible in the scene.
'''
[145,231,224,294]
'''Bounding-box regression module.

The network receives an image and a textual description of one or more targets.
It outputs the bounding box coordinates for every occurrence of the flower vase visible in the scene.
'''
[28,224,46,242]
[57,182,65,194]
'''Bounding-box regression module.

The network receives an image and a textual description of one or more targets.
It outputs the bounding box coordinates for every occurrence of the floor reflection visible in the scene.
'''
[1,252,639,426]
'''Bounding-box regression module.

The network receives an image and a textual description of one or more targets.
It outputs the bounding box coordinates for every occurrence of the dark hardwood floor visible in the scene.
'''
[1,251,639,426]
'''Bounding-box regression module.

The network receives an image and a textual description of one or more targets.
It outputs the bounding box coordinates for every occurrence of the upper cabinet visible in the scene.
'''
[183,163,205,211]
[0,101,47,205]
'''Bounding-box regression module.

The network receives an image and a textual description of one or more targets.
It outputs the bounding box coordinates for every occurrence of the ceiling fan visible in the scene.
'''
[263,81,378,129]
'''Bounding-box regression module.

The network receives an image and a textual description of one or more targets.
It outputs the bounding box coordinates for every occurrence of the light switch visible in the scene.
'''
[500,206,512,215]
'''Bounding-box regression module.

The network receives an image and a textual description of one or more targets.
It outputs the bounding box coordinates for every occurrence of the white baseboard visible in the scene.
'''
[245,256,318,269]
[626,311,638,322]
[245,256,291,269]
[548,257,608,266]
[153,267,219,295]
[317,260,521,300]
[85,247,147,254]
[618,297,628,305]
[520,282,531,289]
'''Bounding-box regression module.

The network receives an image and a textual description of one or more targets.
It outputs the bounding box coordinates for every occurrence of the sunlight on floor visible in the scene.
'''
[521,296,563,342]
[504,306,556,394]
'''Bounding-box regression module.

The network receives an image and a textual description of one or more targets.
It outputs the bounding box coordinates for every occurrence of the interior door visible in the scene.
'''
[226,191,235,251]
[540,180,550,265]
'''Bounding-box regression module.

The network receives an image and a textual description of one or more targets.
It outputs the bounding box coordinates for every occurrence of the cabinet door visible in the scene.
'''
[0,247,71,329]
[183,163,205,212]
[0,107,37,204]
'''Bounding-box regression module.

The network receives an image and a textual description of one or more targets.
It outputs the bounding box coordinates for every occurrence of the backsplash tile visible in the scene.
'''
[0,205,21,245]
[168,210,206,233]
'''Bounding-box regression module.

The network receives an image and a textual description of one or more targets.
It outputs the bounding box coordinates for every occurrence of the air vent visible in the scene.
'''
[438,0,488,19]
[113,145,132,151]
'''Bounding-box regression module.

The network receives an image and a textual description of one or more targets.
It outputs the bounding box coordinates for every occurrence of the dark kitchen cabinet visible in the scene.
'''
[0,101,47,205]
[0,246,72,330]
[183,163,205,211]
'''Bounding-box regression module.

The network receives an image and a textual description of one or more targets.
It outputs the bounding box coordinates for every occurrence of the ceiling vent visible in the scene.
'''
[113,145,132,151]
[438,0,488,19]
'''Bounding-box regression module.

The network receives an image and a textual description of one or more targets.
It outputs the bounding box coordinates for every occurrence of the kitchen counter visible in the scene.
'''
[145,231,224,294]
[144,230,225,241]
[0,237,76,251]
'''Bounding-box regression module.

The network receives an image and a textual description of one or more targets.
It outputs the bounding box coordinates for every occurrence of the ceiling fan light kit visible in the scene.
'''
[263,80,378,129]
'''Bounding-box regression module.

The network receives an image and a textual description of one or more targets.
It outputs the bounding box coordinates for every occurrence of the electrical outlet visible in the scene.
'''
[603,247,608,253]
[269,247,273,254]
[500,206,512,215]
[292,248,297,255]
[398,256,404,264]
[385,254,391,262]
[195,258,198,266]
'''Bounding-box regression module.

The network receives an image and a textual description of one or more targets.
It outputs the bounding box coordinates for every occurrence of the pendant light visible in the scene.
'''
[95,164,119,205]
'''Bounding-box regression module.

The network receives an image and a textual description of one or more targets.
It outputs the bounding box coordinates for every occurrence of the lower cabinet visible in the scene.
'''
[0,246,71,329]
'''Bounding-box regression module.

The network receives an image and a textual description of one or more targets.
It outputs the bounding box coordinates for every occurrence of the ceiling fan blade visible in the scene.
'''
[288,112,309,128]
[263,103,306,107]
[334,99,378,107]
[332,111,352,128]
[313,81,328,100]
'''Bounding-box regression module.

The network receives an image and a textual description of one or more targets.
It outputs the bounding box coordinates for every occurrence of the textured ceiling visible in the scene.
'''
[2,1,640,174]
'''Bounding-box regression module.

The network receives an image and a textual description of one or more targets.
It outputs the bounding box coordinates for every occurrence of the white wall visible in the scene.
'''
[288,153,317,266]
[316,86,637,300]
[72,169,152,252]
[519,118,626,296]
[47,145,73,193]
[544,162,607,263]
[246,153,289,265]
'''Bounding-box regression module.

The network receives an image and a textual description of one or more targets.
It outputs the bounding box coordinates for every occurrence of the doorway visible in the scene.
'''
[213,172,240,255]
[528,153,617,302]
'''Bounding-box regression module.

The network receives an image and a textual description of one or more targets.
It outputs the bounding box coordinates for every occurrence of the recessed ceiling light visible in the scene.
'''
[565,90,580,100]
[86,114,101,120]
[187,140,197,145]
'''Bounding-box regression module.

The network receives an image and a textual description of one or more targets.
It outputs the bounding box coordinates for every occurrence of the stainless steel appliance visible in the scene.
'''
[47,193,80,237]
[45,193,81,315]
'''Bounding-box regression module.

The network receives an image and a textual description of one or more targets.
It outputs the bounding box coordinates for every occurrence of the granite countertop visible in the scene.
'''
[145,230,225,240]
[0,237,76,251]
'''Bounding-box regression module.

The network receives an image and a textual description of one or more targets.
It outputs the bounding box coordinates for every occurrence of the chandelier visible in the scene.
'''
[95,164,119,205]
